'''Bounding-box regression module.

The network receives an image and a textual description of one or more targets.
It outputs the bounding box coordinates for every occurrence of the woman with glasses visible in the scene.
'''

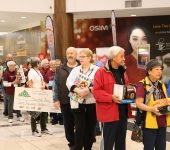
[66,48,99,150]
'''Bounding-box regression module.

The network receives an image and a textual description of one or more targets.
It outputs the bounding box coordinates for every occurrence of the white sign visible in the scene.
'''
[14,87,60,113]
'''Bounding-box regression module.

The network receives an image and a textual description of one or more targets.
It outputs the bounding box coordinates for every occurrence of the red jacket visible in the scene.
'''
[93,62,132,122]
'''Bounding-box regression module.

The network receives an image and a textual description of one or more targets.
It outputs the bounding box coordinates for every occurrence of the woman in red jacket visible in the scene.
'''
[93,46,132,150]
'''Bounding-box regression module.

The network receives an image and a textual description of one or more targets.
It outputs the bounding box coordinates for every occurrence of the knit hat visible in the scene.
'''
[146,59,163,71]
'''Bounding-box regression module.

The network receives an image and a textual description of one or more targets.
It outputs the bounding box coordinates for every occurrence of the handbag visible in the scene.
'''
[131,122,143,143]
[131,107,145,143]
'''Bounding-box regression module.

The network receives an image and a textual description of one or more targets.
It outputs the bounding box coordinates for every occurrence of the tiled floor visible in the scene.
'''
[0,101,170,150]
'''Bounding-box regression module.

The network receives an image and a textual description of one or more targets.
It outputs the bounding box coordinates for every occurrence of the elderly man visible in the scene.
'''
[93,46,132,150]
[2,53,14,116]
[53,47,79,150]
[3,61,24,123]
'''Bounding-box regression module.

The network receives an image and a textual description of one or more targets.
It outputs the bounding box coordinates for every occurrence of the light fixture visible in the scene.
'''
[0,32,8,35]
[131,14,137,17]
[0,20,6,23]
[20,16,27,19]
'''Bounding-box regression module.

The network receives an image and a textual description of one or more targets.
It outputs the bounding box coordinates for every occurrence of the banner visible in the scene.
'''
[111,10,117,46]
[45,16,55,60]
[14,87,60,113]
[74,15,170,83]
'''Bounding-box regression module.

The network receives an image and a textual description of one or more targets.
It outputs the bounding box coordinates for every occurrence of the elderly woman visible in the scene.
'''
[136,59,170,150]
[93,46,132,150]
[27,57,52,137]
[66,48,99,150]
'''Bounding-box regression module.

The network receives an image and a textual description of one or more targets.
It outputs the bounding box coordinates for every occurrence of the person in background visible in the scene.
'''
[53,47,79,149]
[92,53,103,136]
[24,58,32,78]
[27,57,52,137]
[136,59,170,150]
[2,53,13,116]
[3,61,24,123]
[2,53,13,70]
[46,59,63,125]
[40,58,50,84]
[0,59,3,81]
[66,48,99,150]
[125,25,149,84]
[93,53,104,67]
[0,59,3,101]
[40,58,50,122]
[93,46,132,150]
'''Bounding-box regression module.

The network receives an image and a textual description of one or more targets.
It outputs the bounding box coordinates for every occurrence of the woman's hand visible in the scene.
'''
[75,87,89,98]
[151,106,160,116]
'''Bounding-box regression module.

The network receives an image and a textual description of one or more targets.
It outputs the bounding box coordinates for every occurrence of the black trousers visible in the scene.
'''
[31,112,47,132]
[61,103,75,147]
[72,104,96,150]
[143,127,166,150]
[103,118,127,150]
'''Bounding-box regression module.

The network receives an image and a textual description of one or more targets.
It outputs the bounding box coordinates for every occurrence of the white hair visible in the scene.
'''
[41,59,49,67]
[7,61,16,67]
[109,46,125,59]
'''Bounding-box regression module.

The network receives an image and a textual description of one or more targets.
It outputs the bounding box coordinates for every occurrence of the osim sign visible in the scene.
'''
[89,25,110,31]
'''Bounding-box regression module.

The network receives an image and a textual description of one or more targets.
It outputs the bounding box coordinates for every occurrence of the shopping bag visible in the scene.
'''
[131,123,143,143]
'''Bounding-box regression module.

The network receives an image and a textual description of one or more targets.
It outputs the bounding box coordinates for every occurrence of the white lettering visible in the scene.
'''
[89,25,109,31]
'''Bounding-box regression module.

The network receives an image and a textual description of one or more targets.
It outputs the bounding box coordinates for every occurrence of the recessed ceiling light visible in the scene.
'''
[131,14,137,17]
[0,20,6,23]
[20,16,27,19]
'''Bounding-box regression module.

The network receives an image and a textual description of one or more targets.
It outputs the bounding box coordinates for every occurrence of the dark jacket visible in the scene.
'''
[53,61,79,104]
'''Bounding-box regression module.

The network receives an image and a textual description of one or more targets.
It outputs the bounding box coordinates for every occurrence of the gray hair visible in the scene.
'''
[109,46,125,59]
[30,57,40,68]
[49,60,57,66]
[41,59,49,67]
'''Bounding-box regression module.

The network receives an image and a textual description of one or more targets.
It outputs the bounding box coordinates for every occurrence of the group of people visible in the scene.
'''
[53,45,170,150]
[0,54,63,137]
[0,27,170,150]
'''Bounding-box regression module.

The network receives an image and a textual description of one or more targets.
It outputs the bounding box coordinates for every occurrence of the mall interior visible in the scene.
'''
[0,0,170,149]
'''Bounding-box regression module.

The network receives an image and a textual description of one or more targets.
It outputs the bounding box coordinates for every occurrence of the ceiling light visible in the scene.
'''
[0,20,6,23]
[131,14,137,17]
[0,32,8,35]
[20,16,27,19]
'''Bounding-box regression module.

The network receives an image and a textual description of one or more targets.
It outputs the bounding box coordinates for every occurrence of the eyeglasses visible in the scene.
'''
[79,56,88,59]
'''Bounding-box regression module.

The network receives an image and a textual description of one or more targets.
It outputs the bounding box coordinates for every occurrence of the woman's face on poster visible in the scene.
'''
[129,28,148,53]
